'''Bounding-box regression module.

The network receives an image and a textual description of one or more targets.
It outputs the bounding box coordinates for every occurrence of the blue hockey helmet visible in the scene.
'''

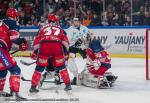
[89,38,104,53]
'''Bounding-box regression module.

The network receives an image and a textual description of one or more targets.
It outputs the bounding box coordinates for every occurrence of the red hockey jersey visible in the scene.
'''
[33,24,69,51]
[0,20,19,51]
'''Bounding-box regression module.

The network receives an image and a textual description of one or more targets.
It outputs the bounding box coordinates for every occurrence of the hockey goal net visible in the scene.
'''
[146,29,150,80]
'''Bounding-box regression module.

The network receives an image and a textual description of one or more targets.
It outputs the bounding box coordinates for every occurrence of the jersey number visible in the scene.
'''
[44,27,60,36]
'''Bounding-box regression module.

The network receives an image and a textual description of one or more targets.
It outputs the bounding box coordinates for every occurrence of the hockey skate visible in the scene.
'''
[0,91,12,97]
[105,72,118,83]
[64,83,72,95]
[29,86,39,94]
[10,91,27,101]
[64,83,72,91]
[98,72,118,88]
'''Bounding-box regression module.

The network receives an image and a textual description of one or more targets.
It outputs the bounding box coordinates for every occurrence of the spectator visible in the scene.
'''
[38,15,46,27]
[13,0,21,10]
[133,5,145,25]
[1,0,149,26]
[19,11,28,26]
[132,0,144,12]
[59,10,72,28]
[113,0,122,13]
[82,16,91,26]
[121,0,131,15]
[30,14,38,26]
[111,14,121,26]
[46,0,57,14]
[90,13,101,26]
[143,11,150,25]
[0,4,5,19]
[90,0,103,15]
[22,2,34,18]
[123,15,131,26]
[33,0,43,21]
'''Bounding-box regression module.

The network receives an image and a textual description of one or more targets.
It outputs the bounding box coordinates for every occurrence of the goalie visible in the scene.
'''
[77,37,117,88]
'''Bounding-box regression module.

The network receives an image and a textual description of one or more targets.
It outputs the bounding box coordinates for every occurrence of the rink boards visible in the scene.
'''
[12,26,150,58]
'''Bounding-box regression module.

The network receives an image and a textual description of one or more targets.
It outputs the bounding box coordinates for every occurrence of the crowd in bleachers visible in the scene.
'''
[0,0,149,27]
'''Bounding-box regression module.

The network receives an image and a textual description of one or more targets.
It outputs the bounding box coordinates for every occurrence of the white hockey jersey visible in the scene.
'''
[65,25,89,48]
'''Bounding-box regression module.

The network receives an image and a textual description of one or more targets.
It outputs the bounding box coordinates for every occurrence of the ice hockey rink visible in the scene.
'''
[2,57,150,103]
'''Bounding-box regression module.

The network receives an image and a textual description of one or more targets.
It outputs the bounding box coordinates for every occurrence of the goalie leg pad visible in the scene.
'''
[82,70,99,88]
[67,58,78,77]
[59,68,70,84]
[37,55,48,67]
[9,75,20,92]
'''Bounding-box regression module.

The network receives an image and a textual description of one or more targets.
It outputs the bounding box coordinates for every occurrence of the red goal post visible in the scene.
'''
[146,29,150,80]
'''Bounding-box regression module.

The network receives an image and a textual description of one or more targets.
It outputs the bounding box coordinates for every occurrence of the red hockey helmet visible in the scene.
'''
[6,8,19,19]
[48,14,59,23]
[86,48,96,61]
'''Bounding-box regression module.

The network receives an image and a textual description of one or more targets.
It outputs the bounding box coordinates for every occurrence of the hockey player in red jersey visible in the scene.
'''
[0,8,28,100]
[77,34,117,88]
[29,14,72,93]
[86,39,111,76]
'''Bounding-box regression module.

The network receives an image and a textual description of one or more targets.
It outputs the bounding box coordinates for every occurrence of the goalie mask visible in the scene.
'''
[89,38,104,53]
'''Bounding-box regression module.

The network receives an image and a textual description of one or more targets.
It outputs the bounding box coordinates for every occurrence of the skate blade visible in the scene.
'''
[65,90,72,95]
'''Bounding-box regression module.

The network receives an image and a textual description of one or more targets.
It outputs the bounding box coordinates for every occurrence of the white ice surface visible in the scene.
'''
[3,57,150,103]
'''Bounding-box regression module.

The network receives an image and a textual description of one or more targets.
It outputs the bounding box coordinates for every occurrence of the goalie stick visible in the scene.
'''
[20,60,36,66]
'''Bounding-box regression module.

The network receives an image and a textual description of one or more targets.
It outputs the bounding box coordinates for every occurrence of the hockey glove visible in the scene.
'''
[31,50,38,60]
[74,38,82,48]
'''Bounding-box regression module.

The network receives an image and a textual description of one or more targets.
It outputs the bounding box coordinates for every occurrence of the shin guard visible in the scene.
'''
[9,75,20,92]
[0,78,6,91]
[59,69,70,84]
[31,71,42,87]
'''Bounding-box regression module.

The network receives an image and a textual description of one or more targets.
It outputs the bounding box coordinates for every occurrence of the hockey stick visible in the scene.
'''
[10,49,20,55]
[21,75,64,83]
[20,60,36,66]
